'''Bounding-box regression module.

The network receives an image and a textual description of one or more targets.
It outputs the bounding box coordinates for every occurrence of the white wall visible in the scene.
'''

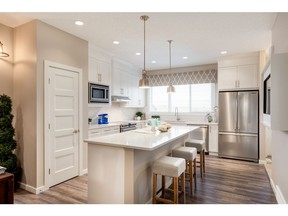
[271,13,288,204]
[89,104,138,123]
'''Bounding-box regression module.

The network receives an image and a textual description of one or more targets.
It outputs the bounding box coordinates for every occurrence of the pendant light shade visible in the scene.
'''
[139,15,150,88]
[0,41,9,57]
[167,40,175,93]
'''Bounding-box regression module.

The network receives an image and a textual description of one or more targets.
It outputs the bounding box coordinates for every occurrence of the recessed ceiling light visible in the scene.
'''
[151,61,156,64]
[113,41,120,45]
[74,20,84,26]
[182,56,188,59]
[221,51,227,54]
[136,52,141,56]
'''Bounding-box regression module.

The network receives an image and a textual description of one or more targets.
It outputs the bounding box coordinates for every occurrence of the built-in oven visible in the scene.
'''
[89,82,110,103]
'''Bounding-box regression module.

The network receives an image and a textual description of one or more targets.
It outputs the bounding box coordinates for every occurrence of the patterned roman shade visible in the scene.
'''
[147,69,217,86]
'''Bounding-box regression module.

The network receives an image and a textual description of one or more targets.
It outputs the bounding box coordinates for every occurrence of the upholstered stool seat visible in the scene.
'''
[172,146,197,194]
[185,139,206,178]
[152,156,186,204]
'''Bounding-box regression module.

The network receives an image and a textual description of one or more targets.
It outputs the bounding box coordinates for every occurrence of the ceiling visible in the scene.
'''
[0,12,278,70]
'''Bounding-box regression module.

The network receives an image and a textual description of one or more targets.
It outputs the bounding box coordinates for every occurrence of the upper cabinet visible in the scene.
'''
[218,52,259,91]
[88,57,111,86]
[88,43,112,86]
[112,58,145,108]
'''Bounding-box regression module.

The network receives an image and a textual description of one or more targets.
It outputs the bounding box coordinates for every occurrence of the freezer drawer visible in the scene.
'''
[218,133,258,162]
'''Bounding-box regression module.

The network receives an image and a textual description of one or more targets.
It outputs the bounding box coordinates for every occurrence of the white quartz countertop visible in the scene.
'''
[164,120,218,126]
[85,125,199,151]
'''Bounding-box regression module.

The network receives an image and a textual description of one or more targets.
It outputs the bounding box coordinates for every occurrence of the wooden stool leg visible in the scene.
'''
[203,150,206,173]
[161,175,165,198]
[173,177,178,204]
[199,151,203,178]
[181,172,186,204]
[189,160,193,194]
[193,158,197,188]
[152,173,157,204]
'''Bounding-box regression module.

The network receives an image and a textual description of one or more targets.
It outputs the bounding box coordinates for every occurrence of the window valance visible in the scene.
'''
[147,69,217,86]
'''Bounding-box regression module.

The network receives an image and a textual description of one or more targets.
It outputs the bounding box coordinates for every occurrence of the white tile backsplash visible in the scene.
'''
[88,103,139,124]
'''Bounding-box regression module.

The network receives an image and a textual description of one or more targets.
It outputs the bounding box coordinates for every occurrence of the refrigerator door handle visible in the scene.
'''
[235,94,238,131]
[219,132,258,137]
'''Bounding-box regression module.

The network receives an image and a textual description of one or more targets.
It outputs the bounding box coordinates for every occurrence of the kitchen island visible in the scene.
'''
[85,125,199,204]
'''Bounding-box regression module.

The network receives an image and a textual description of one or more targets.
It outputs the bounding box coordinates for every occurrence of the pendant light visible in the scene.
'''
[139,15,150,88]
[0,41,9,57]
[167,40,175,93]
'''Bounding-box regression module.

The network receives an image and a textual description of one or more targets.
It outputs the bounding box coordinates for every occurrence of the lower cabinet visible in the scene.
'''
[88,125,120,138]
[209,124,218,155]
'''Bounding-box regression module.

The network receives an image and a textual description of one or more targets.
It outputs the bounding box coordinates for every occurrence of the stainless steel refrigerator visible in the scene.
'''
[218,91,259,162]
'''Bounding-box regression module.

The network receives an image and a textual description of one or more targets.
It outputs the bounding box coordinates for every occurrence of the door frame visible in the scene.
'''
[44,60,83,190]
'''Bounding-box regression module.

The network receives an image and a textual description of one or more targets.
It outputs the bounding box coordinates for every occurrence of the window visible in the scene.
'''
[150,83,215,113]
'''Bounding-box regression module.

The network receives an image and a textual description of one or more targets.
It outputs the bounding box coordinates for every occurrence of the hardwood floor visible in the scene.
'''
[14,155,277,204]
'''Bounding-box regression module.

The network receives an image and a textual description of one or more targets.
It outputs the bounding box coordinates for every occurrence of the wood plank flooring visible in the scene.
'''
[14,155,277,204]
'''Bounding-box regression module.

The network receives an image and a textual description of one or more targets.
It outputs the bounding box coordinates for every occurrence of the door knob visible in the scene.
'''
[73,130,78,134]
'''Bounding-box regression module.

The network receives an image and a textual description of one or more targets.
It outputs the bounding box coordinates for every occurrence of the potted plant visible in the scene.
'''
[0,94,22,190]
[135,111,143,121]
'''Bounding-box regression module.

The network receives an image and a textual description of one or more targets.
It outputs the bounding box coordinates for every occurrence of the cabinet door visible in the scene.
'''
[218,67,237,90]
[112,68,122,95]
[89,57,111,86]
[138,87,145,107]
[98,60,111,86]
[209,125,218,153]
[88,57,98,83]
[125,73,139,107]
[237,64,258,89]
[88,128,103,138]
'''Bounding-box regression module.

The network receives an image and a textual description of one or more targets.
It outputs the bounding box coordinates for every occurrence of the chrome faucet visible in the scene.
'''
[175,107,180,121]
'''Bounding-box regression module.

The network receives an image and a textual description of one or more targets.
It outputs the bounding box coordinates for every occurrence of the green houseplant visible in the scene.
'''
[0,94,21,189]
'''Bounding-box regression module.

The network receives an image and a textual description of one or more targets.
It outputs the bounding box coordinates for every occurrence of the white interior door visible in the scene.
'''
[45,62,80,187]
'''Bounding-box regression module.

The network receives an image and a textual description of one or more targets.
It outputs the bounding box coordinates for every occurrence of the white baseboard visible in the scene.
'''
[258,159,267,164]
[19,182,48,194]
[19,169,88,195]
[270,178,287,204]
[80,168,88,175]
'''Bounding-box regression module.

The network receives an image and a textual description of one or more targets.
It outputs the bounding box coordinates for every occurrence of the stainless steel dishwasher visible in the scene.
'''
[186,124,209,153]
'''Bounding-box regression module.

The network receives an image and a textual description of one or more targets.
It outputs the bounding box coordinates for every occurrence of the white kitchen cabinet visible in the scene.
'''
[88,125,120,138]
[88,43,112,86]
[112,58,145,108]
[112,67,129,96]
[88,56,111,86]
[123,73,145,108]
[218,64,258,90]
[208,124,218,154]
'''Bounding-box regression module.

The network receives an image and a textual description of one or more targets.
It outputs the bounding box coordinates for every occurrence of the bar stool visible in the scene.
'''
[185,139,206,178]
[152,156,186,204]
[172,146,197,194]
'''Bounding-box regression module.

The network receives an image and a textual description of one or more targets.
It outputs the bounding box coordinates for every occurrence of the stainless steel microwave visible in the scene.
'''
[88,82,110,103]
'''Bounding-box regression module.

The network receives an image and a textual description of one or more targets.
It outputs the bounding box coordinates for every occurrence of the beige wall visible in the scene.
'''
[0,24,14,97]
[36,21,88,187]
[271,13,288,203]
[12,20,88,190]
[13,21,37,187]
